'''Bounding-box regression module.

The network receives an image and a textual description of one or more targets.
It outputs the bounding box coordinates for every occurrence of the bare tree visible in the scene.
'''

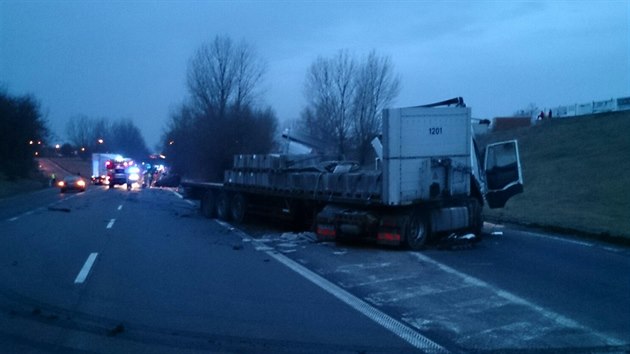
[65,114,93,150]
[187,35,265,118]
[514,103,539,117]
[303,50,356,158]
[66,115,148,159]
[164,35,276,181]
[301,49,400,161]
[352,51,400,164]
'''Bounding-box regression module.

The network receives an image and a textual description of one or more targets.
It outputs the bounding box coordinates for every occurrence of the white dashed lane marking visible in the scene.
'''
[74,253,98,284]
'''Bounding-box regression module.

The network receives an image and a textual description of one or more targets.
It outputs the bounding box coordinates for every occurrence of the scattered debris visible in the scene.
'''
[32,308,42,316]
[48,206,71,213]
[276,242,297,248]
[437,233,476,250]
[254,245,273,252]
[232,244,244,251]
[107,324,125,337]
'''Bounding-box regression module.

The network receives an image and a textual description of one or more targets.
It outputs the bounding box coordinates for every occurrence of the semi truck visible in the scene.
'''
[182,98,523,249]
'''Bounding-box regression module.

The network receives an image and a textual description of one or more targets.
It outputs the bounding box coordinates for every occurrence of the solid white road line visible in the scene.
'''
[268,251,448,353]
[106,219,116,229]
[167,189,195,206]
[411,252,624,346]
[117,205,123,211]
[74,253,98,284]
[8,217,18,222]
[214,220,447,353]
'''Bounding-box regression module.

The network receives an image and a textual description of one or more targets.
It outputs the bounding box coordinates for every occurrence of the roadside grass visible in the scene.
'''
[0,176,48,199]
[479,110,630,240]
[46,157,92,178]
[0,157,92,199]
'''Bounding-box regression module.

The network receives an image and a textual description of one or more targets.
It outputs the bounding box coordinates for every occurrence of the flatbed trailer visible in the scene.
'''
[182,99,523,249]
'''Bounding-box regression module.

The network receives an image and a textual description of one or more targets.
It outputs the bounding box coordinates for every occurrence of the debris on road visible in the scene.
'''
[107,324,125,337]
[437,233,476,250]
[48,206,71,213]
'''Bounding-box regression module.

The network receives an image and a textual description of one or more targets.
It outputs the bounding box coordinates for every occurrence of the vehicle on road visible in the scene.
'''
[91,153,118,185]
[183,98,524,249]
[106,157,139,190]
[58,175,87,193]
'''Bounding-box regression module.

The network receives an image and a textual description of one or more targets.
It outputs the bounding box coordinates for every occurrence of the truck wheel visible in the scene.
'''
[405,214,429,251]
[109,183,113,189]
[230,193,247,223]
[216,192,231,221]
[200,191,216,219]
[127,183,132,191]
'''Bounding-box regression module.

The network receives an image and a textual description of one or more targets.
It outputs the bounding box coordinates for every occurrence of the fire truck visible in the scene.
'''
[106,156,141,190]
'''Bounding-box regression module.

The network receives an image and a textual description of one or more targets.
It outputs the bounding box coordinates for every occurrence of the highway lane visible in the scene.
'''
[0,187,78,222]
[234,219,630,353]
[422,225,630,345]
[0,186,418,353]
[1,185,628,353]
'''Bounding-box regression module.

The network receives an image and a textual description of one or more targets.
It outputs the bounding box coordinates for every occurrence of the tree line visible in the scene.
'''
[162,35,401,181]
[65,115,150,161]
[0,89,48,179]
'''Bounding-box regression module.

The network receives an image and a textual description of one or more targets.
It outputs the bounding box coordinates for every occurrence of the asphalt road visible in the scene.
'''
[0,186,416,353]
[1,186,628,353]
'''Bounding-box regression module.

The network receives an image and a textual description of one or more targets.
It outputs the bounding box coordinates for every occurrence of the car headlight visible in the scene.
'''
[58,181,65,187]
[77,180,86,187]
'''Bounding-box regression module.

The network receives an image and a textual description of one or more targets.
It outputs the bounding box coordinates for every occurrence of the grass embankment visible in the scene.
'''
[0,157,92,199]
[46,157,92,178]
[479,111,630,241]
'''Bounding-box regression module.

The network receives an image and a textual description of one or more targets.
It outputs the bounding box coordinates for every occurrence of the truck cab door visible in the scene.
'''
[484,140,523,209]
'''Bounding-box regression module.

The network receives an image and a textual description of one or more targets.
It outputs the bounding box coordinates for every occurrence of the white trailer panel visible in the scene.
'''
[382,106,471,205]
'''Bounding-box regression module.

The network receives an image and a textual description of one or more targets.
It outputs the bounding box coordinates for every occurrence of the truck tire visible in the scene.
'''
[230,193,247,223]
[200,190,216,219]
[127,183,131,191]
[405,213,430,251]
[216,192,231,221]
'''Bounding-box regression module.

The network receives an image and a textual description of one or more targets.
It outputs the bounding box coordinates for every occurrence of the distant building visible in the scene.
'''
[550,96,630,118]
[492,117,531,131]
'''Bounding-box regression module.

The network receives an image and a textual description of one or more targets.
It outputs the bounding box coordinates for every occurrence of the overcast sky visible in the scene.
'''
[1,1,628,149]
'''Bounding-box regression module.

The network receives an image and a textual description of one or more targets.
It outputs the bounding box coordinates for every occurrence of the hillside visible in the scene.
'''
[479,110,630,240]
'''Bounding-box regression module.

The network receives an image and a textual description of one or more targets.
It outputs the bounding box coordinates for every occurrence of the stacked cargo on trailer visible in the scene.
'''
[182,98,523,249]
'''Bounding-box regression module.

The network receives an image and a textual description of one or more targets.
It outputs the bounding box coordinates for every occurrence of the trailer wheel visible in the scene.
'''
[200,190,216,219]
[230,193,247,223]
[216,192,231,221]
[405,214,429,251]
